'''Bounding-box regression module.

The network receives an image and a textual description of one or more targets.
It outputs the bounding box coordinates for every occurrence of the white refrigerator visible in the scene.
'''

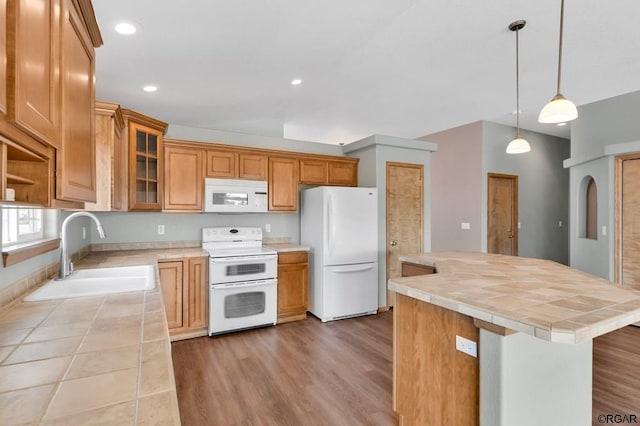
[301,186,378,322]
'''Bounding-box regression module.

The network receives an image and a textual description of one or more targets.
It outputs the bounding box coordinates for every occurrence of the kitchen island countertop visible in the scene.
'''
[389,251,640,344]
[0,248,207,425]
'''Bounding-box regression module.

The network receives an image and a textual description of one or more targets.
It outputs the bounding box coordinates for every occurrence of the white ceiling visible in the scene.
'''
[92,0,640,145]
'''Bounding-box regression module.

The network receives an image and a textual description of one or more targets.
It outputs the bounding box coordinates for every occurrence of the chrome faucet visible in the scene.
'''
[57,212,106,280]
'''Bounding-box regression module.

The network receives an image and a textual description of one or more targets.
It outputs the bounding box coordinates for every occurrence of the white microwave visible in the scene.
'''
[204,178,268,213]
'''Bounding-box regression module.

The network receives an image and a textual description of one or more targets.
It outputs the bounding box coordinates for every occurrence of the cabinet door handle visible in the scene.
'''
[390,241,397,247]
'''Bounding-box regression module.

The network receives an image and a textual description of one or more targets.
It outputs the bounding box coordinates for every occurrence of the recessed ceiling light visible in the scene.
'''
[115,22,137,35]
[143,85,158,92]
[291,79,302,86]
[557,122,567,126]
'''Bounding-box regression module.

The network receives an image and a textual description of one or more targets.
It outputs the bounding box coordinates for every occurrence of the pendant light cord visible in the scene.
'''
[556,0,565,95]
[515,27,521,136]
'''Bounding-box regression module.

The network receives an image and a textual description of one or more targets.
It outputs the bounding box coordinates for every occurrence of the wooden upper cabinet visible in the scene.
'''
[0,0,6,116]
[123,109,168,211]
[205,149,267,181]
[205,149,236,178]
[85,102,124,211]
[238,153,267,180]
[164,143,203,211]
[328,160,357,186]
[56,0,97,202]
[7,0,60,148]
[299,157,358,186]
[299,158,328,185]
[268,156,299,211]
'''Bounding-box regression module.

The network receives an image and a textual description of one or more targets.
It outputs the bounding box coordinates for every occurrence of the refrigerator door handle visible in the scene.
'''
[326,194,333,257]
[331,264,376,273]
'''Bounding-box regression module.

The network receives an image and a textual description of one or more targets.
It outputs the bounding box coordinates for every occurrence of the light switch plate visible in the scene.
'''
[456,335,477,358]
[461,222,470,230]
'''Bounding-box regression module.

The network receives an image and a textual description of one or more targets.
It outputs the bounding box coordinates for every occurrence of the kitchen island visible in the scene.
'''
[0,248,204,425]
[389,252,640,426]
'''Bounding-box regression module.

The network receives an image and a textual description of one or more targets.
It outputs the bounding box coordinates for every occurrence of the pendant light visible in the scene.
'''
[506,20,530,154]
[538,0,578,123]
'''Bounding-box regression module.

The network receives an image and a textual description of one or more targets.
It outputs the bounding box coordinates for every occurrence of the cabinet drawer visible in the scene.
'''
[278,251,308,265]
[401,262,436,277]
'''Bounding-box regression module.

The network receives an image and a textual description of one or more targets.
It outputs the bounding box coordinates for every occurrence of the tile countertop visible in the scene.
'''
[389,252,640,344]
[263,243,310,253]
[0,248,206,425]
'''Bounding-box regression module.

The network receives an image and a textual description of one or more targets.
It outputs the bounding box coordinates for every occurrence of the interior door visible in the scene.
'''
[386,162,424,307]
[616,155,640,285]
[487,173,518,256]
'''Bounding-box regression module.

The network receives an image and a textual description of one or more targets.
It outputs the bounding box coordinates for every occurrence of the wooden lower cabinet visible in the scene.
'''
[277,251,308,323]
[394,294,479,425]
[158,257,208,340]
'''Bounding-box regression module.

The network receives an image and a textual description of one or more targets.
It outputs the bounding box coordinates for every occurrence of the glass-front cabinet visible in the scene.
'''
[123,109,168,211]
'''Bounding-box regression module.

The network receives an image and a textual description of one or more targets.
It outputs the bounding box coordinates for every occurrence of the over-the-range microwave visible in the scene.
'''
[204,178,268,213]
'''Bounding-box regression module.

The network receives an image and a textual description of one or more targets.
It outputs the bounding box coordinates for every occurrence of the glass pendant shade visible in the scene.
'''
[538,93,578,123]
[506,137,531,154]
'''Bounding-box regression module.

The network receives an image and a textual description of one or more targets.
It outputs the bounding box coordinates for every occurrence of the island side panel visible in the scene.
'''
[393,293,479,425]
[480,329,592,426]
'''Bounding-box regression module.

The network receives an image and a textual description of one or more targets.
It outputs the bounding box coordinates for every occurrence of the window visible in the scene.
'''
[586,178,597,240]
[1,207,43,247]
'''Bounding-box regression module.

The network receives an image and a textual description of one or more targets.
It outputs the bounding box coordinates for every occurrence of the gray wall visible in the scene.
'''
[345,135,436,306]
[566,90,640,279]
[166,124,344,156]
[420,121,483,252]
[92,212,299,244]
[421,121,569,265]
[570,90,640,160]
[482,122,570,265]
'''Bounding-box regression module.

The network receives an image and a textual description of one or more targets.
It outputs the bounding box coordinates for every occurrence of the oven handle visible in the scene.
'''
[210,254,277,263]
[211,279,277,289]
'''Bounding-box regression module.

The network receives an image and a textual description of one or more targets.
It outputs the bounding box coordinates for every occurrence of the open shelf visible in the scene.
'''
[6,173,36,185]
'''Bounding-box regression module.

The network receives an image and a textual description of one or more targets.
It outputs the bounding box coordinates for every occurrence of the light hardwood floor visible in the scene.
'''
[172,311,640,425]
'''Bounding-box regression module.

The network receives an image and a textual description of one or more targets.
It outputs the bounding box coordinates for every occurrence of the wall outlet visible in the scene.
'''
[456,335,477,358]
[265,224,271,233]
[601,226,607,236]
[82,227,86,239]
[558,220,563,228]
[518,222,521,229]
[461,222,470,230]
[157,225,165,235]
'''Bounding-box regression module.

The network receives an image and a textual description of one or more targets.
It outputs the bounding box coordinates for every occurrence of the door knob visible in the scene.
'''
[390,241,397,247]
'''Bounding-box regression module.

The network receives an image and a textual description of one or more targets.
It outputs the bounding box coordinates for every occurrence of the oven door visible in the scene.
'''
[209,279,277,335]
[210,254,277,284]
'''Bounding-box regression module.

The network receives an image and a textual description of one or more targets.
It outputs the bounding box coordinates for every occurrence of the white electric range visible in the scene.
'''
[202,227,278,336]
